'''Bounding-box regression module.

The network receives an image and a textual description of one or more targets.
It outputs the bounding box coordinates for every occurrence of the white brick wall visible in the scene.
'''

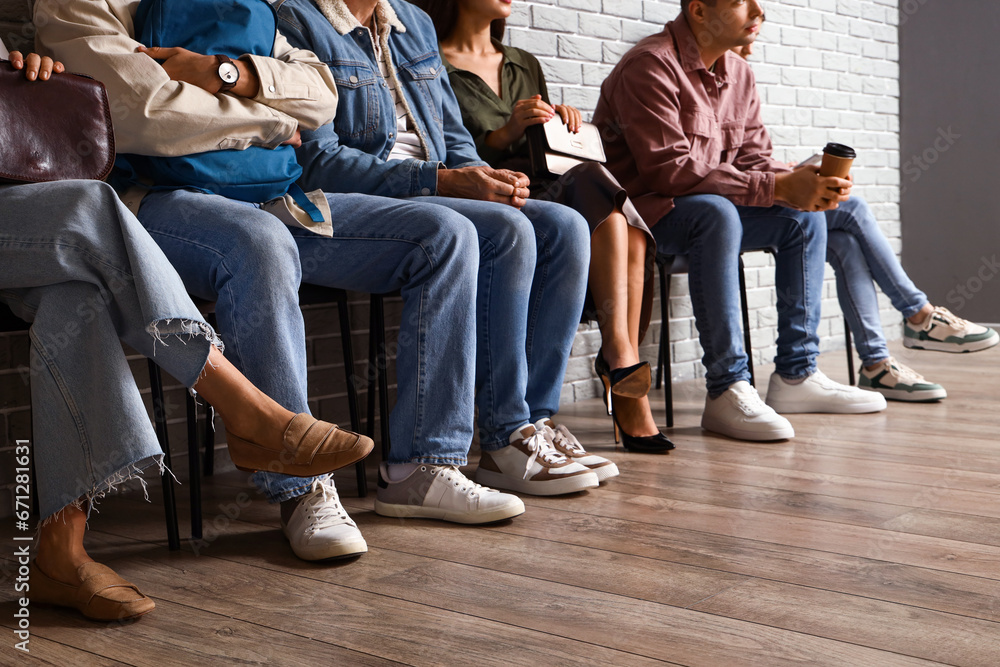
[506,1,903,403]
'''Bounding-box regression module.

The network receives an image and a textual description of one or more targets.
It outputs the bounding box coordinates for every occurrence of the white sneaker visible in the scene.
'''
[475,425,599,496]
[765,370,886,414]
[903,306,999,353]
[702,380,795,441]
[374,463,524,524]
[534,419,619,483]
[281,478,367,561]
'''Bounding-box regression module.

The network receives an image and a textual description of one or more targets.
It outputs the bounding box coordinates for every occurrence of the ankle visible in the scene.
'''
[601,341,638,369]
[907,304,934,325]
[280,494,304,524]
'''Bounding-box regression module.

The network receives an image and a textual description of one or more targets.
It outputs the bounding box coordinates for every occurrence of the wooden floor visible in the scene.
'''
[2,342,999,666]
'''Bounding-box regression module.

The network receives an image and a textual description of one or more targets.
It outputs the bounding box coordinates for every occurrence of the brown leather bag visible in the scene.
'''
[0,61,115,183]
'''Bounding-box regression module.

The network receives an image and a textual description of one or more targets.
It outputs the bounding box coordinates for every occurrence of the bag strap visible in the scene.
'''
[288,183,324,223]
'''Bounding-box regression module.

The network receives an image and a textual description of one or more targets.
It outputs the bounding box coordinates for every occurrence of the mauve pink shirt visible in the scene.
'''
[593,13,789,226]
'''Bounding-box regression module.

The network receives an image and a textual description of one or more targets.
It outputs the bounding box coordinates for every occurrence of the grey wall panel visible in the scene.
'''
[900,2,1000,322]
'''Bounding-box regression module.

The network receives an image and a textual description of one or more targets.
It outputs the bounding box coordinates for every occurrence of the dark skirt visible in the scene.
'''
[531,161,656,344]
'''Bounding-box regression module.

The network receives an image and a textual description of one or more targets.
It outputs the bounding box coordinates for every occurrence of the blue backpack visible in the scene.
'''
[117,0,302,202]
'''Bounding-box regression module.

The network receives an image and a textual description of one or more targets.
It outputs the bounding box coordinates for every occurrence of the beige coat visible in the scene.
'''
[33,0,338,157]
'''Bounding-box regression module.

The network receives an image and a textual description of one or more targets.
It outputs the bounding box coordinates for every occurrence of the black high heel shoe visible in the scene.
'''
[595,350,675,453]
[594,347,651,400]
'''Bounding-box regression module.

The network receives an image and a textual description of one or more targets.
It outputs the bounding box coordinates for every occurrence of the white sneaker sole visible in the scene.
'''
[903,331,999,353]
[701,414,795,441]
[590,462,620,483]
[285,533,368,561]
[765,393,886,414]
[864,385,947,402]
[373,497,525,524]
[475,469,599,496]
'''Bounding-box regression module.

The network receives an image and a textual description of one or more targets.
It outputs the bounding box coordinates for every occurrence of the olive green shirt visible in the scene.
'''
[442,40,549,170]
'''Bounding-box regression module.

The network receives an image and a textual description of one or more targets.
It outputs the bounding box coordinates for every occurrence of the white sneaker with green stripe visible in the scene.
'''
[903,307,999,353]
[858,357,947,402]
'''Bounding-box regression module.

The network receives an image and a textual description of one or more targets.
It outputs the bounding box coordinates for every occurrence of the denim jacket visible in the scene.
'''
[274,0,486,198]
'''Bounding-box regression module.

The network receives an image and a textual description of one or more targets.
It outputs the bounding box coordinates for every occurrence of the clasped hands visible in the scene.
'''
[438,166,531,208]
[775,165,852,212]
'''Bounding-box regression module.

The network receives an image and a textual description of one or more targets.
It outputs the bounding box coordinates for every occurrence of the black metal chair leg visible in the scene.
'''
[186,391,203,540]
[738,256,755,387]
[202,402,215,477]
[663,272,675,429]
[338,295,367,497]
[148,360,180,551]
[656,261,668,391]
[372,296,391,461]
[845,317,856,386]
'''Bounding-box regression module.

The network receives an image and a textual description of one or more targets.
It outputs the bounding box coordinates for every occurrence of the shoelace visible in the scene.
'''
[545,424,588,457]
[731,384,768,414]
[302,478,353,533]
[521,431,568,479]
[883,358,926,383]
[429,465,491,499]
[924,307,965,333]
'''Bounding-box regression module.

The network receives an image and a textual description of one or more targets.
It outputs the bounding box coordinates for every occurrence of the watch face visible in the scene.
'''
[219,62,239,84]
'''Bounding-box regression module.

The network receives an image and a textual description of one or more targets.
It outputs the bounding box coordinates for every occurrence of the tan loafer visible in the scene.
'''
[30,561,155,621]
[227,413,374,477]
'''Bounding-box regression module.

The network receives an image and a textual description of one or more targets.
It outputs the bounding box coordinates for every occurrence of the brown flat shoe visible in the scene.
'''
[227,413,374,477]
[30,561,155,621]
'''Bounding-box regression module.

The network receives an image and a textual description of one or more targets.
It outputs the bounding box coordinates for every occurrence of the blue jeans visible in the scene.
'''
[412,197,590,450]
[826,197,928,366]
[654,195,827,397]
[137,189,480,502]
[0,181,215,519]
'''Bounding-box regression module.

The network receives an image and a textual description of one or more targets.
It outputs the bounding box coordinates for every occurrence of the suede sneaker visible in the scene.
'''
[859,357,947,402]
[374,463,524,524]
[765,370,886,414]
[904,307,999,353]
[281,478,367,561]
[702,380,795,441]
[534,419,619,483]
[475,425,599,496]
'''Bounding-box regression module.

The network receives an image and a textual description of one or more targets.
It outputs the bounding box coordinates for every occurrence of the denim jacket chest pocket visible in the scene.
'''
[396,51,446,129]
[328,61,383,149]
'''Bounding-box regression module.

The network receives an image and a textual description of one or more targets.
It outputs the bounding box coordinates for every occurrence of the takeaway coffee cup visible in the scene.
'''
[819,142,856,179]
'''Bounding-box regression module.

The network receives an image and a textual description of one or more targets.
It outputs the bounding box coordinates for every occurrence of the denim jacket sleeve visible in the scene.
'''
[296,123,443,197]
[439,70,489,170]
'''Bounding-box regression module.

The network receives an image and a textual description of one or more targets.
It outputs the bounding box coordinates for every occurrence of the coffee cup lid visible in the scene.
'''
[823,142,856,159]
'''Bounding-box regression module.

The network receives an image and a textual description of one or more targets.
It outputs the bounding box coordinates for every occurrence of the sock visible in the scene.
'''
[781,375,807,385]
[533,418,555,431]
[386,462,421,482]
[280,495,303,524]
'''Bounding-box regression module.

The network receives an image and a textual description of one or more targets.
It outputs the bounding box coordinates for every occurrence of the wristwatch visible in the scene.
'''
[215,54,240,93]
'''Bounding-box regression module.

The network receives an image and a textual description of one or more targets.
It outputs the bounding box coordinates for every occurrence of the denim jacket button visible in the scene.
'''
[350,75,359,84]
[421,187,431,195]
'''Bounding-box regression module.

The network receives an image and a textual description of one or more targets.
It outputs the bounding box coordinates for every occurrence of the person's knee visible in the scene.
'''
[693,195,742,238]
[223,216,301,290]
[407,205,482,281]
[69,181,131,236]
[826,229,861,267]
[527,202,590,262]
